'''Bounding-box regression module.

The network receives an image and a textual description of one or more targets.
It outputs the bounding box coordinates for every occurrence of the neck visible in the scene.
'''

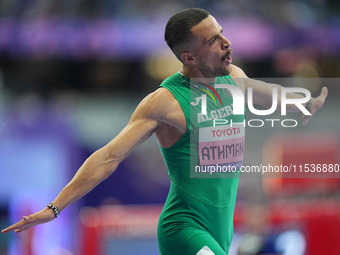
[179,66,216,84]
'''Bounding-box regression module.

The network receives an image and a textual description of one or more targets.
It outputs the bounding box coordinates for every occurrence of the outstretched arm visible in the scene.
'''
[230,65,328,125]
[2,91,164,234]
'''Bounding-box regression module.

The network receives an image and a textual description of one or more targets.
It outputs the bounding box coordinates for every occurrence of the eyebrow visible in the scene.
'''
[208,27,223,43]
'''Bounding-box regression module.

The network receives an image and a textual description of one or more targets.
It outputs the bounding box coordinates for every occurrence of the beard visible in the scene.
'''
[197,62,231,78]
[196,50,233,78]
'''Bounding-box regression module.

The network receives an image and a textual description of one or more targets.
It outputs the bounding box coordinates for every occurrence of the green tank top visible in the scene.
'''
[159,72,244,207]
[158,72,245,253]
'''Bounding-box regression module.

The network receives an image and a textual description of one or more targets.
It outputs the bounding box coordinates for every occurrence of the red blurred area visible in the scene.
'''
[263,133,340,195]
[79,201,340,255]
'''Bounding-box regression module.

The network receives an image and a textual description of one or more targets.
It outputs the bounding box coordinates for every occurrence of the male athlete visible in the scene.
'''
[2,8,327,255]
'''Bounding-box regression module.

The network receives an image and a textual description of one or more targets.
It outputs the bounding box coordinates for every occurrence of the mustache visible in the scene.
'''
[222,49,233,61]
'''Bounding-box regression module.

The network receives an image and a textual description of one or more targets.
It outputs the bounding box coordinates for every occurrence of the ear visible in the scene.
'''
[180,52,196,65]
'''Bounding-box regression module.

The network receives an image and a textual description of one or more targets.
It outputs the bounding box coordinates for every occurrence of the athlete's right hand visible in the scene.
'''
[1,207,56,234]
[302,86,328,126]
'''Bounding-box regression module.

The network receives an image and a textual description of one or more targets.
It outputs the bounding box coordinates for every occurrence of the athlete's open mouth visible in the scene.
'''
[222,49,232,64]
[223,51,232,64]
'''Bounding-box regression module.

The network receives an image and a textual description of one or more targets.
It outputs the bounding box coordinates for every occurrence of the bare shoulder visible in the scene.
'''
[135,87,187,139]
[229,65,248,94]
[230,64,248,79]
[133,87,178,121]
[147,87,176,104]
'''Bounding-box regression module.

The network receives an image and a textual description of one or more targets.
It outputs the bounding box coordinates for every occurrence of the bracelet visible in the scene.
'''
[47,203,60,218]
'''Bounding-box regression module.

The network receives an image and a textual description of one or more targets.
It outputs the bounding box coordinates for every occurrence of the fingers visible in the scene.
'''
[321,86,328,99]
[314,86,328,112]
[302,86,328,126]
[2,209,56,234]
[1,216,29,234]
[2,215,36,233]
[14,218,32,233]
[14,226,30,233]
[302,115,311,126]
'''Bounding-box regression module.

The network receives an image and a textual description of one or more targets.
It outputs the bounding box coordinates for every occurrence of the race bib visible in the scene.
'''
[198,124,245,169]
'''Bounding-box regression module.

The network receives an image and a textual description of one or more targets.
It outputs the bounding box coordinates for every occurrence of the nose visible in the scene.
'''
[222,35,231,50]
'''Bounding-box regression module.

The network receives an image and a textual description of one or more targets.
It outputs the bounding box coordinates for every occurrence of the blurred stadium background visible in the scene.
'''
[0,0,340,254]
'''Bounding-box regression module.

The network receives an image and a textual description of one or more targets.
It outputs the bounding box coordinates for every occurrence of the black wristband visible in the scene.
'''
[47,203,60,218]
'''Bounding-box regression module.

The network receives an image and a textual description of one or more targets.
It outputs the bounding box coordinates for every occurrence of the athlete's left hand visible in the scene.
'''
[302,86,328,126]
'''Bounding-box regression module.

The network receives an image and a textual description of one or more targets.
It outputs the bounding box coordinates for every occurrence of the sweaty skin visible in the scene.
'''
[2,14,327,241]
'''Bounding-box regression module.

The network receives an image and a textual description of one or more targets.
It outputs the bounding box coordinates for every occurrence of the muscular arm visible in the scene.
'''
[230,64,328,125]
[2,89,169,233]
[54,92,161,212]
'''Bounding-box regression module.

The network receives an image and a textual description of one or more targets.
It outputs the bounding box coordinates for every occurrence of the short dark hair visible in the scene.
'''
[164,8,210,61]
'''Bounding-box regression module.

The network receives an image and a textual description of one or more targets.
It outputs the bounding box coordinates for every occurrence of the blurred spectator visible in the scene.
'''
[233,203,306,255]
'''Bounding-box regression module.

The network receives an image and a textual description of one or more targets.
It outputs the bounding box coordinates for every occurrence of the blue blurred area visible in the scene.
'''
[0,0,339,254]
[105,239,159,255]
